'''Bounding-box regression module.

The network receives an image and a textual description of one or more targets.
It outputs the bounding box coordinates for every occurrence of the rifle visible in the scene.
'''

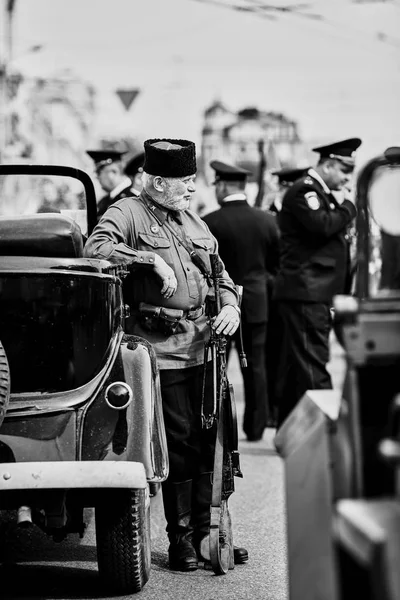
[201,253,244,575]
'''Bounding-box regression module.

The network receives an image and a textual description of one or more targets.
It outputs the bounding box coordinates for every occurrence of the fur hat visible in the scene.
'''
[143,138,196,178]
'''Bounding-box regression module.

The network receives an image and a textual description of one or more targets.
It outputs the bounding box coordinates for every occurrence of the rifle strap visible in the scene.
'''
[210,385,230,574]
[228,382,242,478]
[211,391,224,508]
[139,196,212,280]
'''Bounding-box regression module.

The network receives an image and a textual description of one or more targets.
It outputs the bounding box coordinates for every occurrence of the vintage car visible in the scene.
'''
[0,164,169,594]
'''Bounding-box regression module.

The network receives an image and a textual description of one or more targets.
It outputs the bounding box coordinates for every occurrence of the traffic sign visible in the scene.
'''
[116,89,140,111]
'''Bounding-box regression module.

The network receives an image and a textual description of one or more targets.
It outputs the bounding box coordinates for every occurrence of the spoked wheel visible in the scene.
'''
[0,341,10,430]
[95,488,151,594]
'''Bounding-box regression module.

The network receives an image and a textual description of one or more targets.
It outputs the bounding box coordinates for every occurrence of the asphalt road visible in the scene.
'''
[0,340,346,600]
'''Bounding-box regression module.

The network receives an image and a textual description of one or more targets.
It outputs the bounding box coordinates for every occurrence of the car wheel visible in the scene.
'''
[0,341,10,429]
[95,488,151,594]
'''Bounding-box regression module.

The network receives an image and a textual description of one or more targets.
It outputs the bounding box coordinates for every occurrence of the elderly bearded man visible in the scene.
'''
[84,138,248,572]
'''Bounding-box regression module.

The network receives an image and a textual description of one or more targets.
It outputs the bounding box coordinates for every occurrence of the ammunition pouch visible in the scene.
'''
[138,302,184,336]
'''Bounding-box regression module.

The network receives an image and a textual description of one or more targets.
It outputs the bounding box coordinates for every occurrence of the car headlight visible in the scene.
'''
[105,382,133,410]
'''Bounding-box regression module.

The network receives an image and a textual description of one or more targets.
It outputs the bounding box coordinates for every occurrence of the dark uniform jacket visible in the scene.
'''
[203,198,280,323]
[274,172,356,304]
[97,183,138,219]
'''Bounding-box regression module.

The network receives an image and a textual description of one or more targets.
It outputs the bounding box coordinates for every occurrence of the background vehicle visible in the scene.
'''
[0,164,169,594]
[275,148,400,600]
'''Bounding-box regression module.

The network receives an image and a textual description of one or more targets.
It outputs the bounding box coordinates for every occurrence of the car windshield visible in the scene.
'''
[0,173,89,236]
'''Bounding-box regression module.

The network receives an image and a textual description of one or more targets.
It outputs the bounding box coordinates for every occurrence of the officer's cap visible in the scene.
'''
[125,151,145,178]
[143,138,196,178]
[86,149,126,173]
[210,160,252,183]
[272,167,309,186]
[312,138,362,167]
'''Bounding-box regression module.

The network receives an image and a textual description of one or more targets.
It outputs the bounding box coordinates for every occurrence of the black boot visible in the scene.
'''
[162,479,198,571]
[192,472,249,566]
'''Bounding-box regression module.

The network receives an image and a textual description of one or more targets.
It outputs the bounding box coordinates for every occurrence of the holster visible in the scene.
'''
[138,302,184,336]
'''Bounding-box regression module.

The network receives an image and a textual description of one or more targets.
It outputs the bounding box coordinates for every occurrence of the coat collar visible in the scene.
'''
[307,168,331,194]
[222,193,247,203]
[109,176,133,199]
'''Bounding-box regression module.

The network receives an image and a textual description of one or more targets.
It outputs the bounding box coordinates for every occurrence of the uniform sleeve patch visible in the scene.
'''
[304,191,320,210]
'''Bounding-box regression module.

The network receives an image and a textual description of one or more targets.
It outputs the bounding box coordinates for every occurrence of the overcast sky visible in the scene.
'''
[9,0,400,165]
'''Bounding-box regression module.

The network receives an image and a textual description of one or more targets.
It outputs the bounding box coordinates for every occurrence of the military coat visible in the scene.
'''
[274,172,356,303]
[203,199,280,323]
[84,191,238,369]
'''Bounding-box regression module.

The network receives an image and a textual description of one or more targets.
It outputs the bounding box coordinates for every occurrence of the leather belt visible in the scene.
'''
[184,305,204,320]
[132,304,204,321]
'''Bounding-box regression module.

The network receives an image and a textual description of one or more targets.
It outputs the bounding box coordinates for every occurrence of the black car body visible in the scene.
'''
[0,164,169,594]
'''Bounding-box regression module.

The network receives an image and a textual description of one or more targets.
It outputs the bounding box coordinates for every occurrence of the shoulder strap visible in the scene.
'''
[140,197,212,280]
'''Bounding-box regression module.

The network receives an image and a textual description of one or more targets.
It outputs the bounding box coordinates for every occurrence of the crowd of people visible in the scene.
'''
[84,135,361,571]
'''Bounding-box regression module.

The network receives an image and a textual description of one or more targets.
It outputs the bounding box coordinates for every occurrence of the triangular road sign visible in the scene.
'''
[116,89,140,111]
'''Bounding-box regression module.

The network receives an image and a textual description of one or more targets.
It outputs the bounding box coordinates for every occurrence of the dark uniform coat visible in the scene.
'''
[203,198,280,439]
[274,173,356,303]
[273,171,357,427]
[97,184,138,220]
[203,199,280,322]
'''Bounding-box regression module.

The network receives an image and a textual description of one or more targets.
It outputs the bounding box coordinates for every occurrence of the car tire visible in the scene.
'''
[95,488,151,594]
[0,341,10,429]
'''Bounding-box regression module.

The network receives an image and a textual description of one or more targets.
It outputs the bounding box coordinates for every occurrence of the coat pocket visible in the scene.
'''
[191,237,213,271]
[138,232,171,250]
[191,238,212,251]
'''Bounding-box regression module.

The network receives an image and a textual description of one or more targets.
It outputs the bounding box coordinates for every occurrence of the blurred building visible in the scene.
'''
[4,69,96,169]
[0,69,97,215]
[201,101,304,186]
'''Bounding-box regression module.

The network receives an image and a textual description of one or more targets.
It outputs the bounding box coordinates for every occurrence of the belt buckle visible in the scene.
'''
[187,305,203,320]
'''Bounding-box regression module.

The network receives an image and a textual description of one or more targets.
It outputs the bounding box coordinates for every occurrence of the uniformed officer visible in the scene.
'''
[84,139,248,572]
[274,138,362,428]
[86,149,137,219]
[124,150,145,195]
[269,167,310,214]
[203,160,280,440]
[266,167,310,426]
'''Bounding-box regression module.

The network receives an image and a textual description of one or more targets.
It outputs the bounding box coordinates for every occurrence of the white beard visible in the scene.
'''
[157,193,190,212]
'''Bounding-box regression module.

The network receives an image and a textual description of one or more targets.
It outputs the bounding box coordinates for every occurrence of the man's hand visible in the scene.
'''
[212,305,240,336]
[343,184,356,205]
[153,254,178,298]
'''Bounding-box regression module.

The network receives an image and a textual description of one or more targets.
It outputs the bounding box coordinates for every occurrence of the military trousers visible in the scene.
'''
[265,294,281,425]
[275,300,333,428]
[228,321,268,440]
[159,363,216,482]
